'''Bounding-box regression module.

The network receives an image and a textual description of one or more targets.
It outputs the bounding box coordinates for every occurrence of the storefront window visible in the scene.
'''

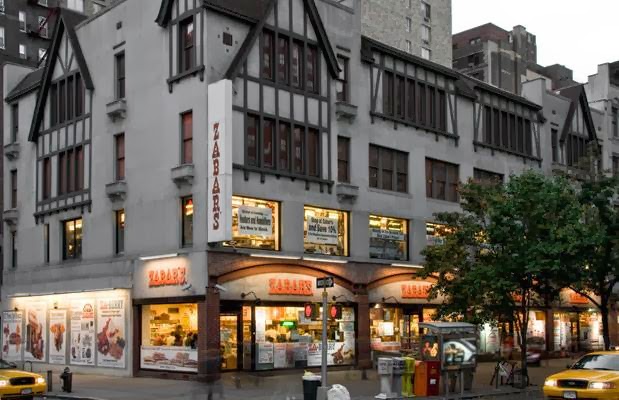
[370,306,436,358]
[369,215,408,260]
[140,303,198,372]
[304,206,348,256]
[253,306,355,370]
[426,222,451,246]
[553,312,578,352]
[227,196,279,250]
[580,311,603,351]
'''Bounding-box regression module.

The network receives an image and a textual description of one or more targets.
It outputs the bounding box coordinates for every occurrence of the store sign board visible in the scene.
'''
[207,79,233,243]
[148,267,187,288]
[401,283,431,299]
[269,278,313,296]
[2,311,23,362]
[238,206,273,236]
[569,292,589,305]
[370,228,405,241]
[307,216,339,245]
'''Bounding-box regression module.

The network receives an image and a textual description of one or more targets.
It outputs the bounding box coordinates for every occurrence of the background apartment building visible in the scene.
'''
[361,0,452,67]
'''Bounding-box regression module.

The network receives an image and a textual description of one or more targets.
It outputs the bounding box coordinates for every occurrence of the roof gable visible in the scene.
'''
[28,8,92,142]
[224,0,340,80]
[557,85,597,145]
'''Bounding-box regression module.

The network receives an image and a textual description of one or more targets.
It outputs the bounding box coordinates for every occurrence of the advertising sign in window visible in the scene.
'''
[304,206,348,256]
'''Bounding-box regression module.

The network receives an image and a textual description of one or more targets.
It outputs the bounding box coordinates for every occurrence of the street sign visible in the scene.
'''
[316,276,334,289]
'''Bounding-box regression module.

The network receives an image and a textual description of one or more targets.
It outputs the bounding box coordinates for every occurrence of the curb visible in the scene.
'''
[44,394,108,400]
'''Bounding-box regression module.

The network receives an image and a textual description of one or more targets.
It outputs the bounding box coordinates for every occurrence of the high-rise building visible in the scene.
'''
[452,23,537,94]
[361,0,452,67]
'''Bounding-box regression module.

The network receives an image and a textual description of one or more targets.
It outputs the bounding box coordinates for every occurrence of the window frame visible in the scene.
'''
[19,44,26,60]
[179,16,195,73]
[38,16,48,38]
[228,196,280,251]
[277,34,289,84]
[10,103,18,143]
[181,196,193,248]
[369,215,409,261]
[421,47,431,60]
[42,157,52,200]
[115,52,125,100]
[303,205,349,257]
[11,231,17,268]
[421,25,431,43]
[115,209,125,255]
[337,136,350,183]
[306,45,319,94]
[368,144,408,193]
[0,27,5,49]
[18,11,26,32]
[612,107,618,138]
[10,170,17,209]
[426,158,459,202]
[261,30,275,81]
[180,111,193,165]
[62,218,83,261]
[115,133,125,181]
[473,168,504,185]
[336,55,349,103]
[43,223,50,264]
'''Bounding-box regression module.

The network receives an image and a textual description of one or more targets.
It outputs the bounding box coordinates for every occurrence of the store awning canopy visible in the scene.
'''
[419,322,477,334]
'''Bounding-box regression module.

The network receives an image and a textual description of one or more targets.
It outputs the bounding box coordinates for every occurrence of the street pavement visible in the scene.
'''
[33,358,572,400]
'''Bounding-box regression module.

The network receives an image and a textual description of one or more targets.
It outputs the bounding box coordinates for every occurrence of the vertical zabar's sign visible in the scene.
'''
[207,80,233,243]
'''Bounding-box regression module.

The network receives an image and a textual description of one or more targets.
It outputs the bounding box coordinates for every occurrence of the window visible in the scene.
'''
[50,74,83,128]
[141,304,198,365]
[395,76,405,118]
[42,157,51,200]
[11,232,17,268]
[76,146,84,190]
[337,136,350,183]
[58,152,67,195]
[406,17,412,33]
[0,27,4,49]
[612,107,618,138]
[369,145,408,193]
[278,122,290,171]
[551,128,558,163]
[304,206,348,256]
[308,128,320,177]
[247,115,259,166]
[19,12,26,32]
[291,41,303,88]
[63,218,82,260]
[115,52,125,99]
[58,146,84,195]
[38,16,48,38]
[426,158,459,202]
[0,0,4,14]
[67,76,74,120]
[277,35,289,84]
[67,0,84,12]
[19,44,26,60]
[263,119,275,169]
[227,196,280,250]
[306,45,318,93]
[473,168,503,185]
[181,197,193,247]
[406,40,412,53]
[421,25,431,43]
[421,47,431,60]
[115,134,125,181]
[262,31,274,80]
[369,215,408,261]
[75,74,84,117]
[115,209,125,254]
[421,1,431,20]
[426,222,452,246]
[383,72,394,116]
[294,126,304,174]
[10,104,18,143]
[179,17,195,73]
[10,170,17,209]
[181,112,192,164]
[613,156,619,177]
[482,107,533,156]
[43,224,50,264]
[336,56,349,102]
[38,48,46,62]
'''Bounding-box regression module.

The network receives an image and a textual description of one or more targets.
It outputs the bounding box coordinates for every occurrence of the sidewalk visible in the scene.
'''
[40,359,569,400]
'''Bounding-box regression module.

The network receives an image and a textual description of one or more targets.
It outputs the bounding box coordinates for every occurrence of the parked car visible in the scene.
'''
[543,351,619,399]
[0,359,46,399]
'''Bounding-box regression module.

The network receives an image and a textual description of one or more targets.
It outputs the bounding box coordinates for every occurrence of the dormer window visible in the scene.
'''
[179,17,195,73]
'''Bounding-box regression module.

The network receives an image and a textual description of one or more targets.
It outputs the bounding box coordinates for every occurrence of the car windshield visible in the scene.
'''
[0,359,16,370]
[571,354,619,371]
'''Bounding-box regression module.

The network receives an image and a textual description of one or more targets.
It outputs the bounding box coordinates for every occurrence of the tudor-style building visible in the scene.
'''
[1,0,616,383]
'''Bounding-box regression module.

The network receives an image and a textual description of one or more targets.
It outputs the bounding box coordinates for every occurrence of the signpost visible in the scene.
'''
[317,276,334,400]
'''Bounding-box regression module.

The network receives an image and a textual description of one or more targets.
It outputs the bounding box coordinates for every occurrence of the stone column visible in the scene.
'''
[356,289,372,370]
[199,286,220,382]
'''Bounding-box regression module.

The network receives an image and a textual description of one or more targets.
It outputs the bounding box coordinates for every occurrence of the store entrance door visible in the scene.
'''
[220,314,240,371]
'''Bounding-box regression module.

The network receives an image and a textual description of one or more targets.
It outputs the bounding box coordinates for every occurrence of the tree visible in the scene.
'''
[564,174,619,350]
[422,171,585,385]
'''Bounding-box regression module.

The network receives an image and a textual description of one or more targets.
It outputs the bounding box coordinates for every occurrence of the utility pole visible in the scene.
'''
[316,276,334,400]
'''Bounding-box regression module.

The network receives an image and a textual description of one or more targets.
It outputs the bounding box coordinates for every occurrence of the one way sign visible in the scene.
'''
[316,276,335,289]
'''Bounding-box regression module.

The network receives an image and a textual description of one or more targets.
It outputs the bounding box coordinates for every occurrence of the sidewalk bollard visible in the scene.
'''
[47,370,53,392]
[375,357,393,399]
[391,358,404,398]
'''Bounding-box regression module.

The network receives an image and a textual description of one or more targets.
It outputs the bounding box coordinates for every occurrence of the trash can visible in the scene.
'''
[302,374,321,400]
[60,367,73,393]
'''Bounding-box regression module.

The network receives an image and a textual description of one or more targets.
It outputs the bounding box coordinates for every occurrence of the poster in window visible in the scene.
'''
[273,343,288,368]
[96,299,127,369]
[2,311,23,362]
[306,216,339,245]
[24,302,47,362]
[258,342,274,364]
[238,206,273,237]
[370,228,405,241]
[49,310,67,365]
[70,299,95,366]
[307,341,355,366]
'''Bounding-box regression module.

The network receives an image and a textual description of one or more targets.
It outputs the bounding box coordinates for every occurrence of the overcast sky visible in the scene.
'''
[452,0,619,82]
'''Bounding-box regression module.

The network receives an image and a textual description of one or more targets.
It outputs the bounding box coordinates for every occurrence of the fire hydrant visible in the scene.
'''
[60,367,73,393]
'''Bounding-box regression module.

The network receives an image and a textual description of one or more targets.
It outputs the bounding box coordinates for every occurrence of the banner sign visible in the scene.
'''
[70,300,95,366]
[49,310,67,365]
[370,228,405,241]
[25,302,47,362]
[307,217,339,245]
[96,299,127,369]
[2,311,23,361]
[207,79,233,243]
[238,206,273,236]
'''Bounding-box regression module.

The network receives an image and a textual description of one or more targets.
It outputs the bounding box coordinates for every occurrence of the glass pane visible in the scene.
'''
[278,37,288,83]
[304,206,348,256]
[221,315,238,370]
[182,197,193,246]
[294,127,304,173]
[308,129,319,177]
[369,215,408,260]
[228,196,279,251]
[263,120,274,168]
[292,42,302,88]
[247,116,258,166]
[279,123,289,171]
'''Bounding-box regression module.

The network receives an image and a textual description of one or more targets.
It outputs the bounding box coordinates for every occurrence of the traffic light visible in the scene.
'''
[304,303,319,320]
[329,304,342,320]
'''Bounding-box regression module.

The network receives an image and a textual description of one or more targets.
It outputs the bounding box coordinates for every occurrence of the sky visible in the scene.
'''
[452,0,619,82]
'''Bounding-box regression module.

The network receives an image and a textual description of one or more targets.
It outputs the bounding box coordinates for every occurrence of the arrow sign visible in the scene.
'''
[316,276,334,289]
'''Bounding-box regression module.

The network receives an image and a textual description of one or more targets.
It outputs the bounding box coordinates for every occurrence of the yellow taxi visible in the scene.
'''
[0,359,46,399]
[543,351,619,399]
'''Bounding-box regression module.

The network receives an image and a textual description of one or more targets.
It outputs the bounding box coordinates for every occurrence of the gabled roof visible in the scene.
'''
[223,0,340,80]
[5,68,44,103]
[556,84,597,144]
[28,8,93,143]
[157,0,272,27]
